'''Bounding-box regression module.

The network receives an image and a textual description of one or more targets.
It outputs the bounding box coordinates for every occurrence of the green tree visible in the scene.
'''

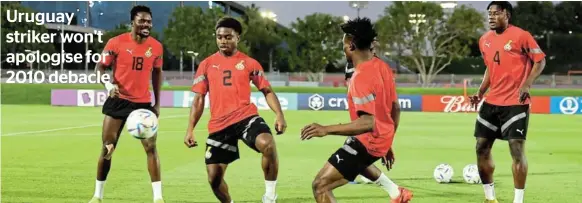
[553,1,582,34]
[164,6,249,65]
[512,1,558,35]
[1,2,55,64]
[91,23,160,52]
[286,13,344,80]
[376,2,485,87]
[242,5,282,71]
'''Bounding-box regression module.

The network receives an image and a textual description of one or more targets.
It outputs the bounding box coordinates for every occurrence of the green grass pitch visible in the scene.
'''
[2,105,582,203]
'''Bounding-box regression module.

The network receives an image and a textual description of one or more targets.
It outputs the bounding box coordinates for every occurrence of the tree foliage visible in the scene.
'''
[513,1,582,35]
[240,5,284,71]
[163,6,249,62]
[512,1,558,35]
[376,2,485,86]
[1,2,55,63]
[286,13,344,79]
[91,23,160,52]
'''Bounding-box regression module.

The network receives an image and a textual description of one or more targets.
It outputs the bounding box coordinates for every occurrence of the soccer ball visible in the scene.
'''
[433,163,454,183]
[463,164,481,184]
[126,109,158,139]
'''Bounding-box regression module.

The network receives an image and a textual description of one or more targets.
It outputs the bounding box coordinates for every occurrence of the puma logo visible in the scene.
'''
[212,65,220,69]
[126,49,133,55]
[516,129,524,135]
[335,154,343,163]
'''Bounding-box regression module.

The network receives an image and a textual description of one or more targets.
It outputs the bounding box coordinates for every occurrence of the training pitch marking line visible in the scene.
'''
[1,115,188,136]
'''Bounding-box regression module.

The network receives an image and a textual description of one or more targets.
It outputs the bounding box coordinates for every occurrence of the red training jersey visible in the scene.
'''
[100,33,163,103]
[191,51,271,133]
[479,25,546,106]
[347,57,398,158]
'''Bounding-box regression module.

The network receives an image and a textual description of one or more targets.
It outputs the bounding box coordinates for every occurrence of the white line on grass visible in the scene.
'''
[1,115,189,136]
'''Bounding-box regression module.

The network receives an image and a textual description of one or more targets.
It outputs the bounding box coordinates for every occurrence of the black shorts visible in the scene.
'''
[102,97,155,120]
[205,115,272,165]
[328,137,380,182]
[474,102,530,140]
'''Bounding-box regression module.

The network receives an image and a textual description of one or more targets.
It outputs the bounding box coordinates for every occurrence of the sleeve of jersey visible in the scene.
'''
[101,38,117,66]
[390,75,398,103]
[250,61,271,90]
[100,39,117,66]
[478,37,489,68]
[351,77,376,116]
[153,45,163,68]
[191,61,208,94]
[522,32,546,63]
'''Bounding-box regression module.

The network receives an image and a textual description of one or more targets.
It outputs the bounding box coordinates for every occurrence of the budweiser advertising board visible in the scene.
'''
[422,95,551,113]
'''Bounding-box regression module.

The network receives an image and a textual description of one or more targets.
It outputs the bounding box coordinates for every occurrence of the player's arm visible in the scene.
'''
[252,62,287,134]
[323,113,375,136]
[391,99,401,133]
[521,32,547,89]
[478,69,491,95]
[471,38,491,106]
[301,78,375,140]
[151,49,163,115]
[185,61,208,147]
[477,37,492,95]
[187,92,206,133]
[95,38,117,93]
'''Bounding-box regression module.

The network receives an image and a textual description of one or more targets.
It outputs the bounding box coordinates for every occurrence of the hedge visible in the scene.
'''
[2,83,581,105]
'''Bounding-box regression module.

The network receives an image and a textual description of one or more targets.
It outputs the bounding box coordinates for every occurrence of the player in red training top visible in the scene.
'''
[301,17,412,203]
[470,2,546,203]
[184,17,287,203]
[89,5,165,203]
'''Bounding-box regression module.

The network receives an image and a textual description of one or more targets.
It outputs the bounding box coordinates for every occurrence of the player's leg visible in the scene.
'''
[474,102,501,202]
[90,98,128,202]
[312,137,379,203]
[141,133,163,202]
[205,130,240,203]
[361,165,413,201]
[312,163,349,203]
[238,116,279,201]
[501,105,530,203]
[138,104,164,202]
[207,163,232,203]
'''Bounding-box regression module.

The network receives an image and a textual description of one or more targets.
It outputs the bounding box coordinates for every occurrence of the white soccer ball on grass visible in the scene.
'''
[463,164,481,184]
[433,163,454,183]
[126,109,158,139]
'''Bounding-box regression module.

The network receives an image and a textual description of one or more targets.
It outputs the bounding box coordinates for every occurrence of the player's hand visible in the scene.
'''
[274,115,287,135]
[469,92,483,108]
[300,123,328,140]
[382,148,395,171]
[153,105,160,117]
[518,86,531,104]
[184,131,198,148]
[108,84,120,98]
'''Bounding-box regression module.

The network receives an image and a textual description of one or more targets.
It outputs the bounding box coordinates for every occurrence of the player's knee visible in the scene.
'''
[207,173,222,189]
[509,140,526,163]
[476,140,493,157]
[311,176,328,195]
[143,142,157,154]
[256,133,276,154]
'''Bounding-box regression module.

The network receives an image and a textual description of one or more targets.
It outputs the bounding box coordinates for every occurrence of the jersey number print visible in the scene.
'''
[222,70,232,86]
[132,56,144,71]
[493,51,500,65]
